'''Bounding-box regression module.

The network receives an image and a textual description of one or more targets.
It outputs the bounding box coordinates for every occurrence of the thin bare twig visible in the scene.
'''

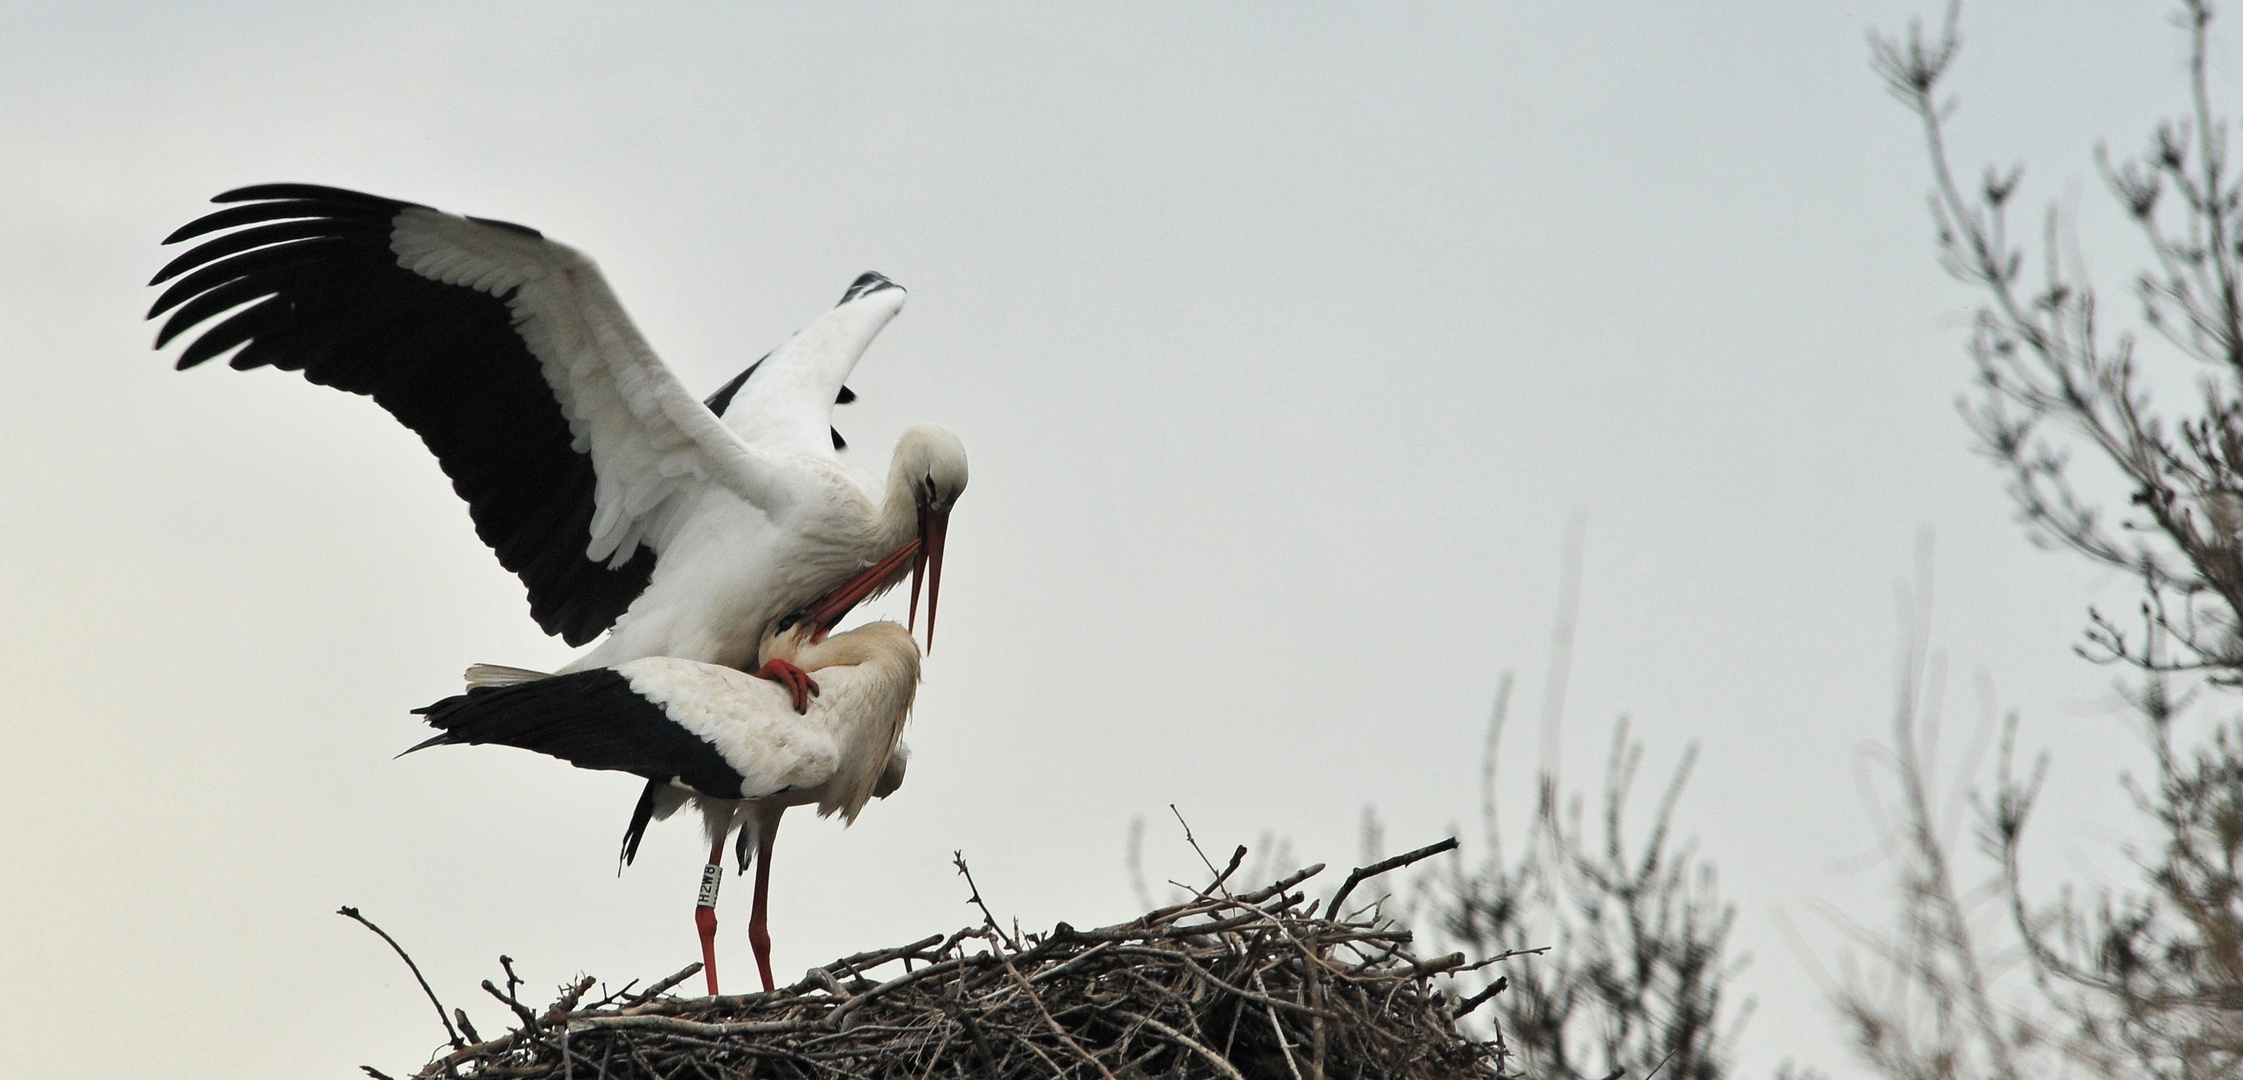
[1328,838,1460,919]
[338,906,463,1050]
[622,962,703,1007]
[952,851,1016,950]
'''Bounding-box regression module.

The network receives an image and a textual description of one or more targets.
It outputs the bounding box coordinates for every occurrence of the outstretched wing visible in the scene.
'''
[712,271,903,460]
[148,184,786,645]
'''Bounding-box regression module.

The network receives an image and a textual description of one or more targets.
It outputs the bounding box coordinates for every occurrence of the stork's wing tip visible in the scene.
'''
[837,271,904,305]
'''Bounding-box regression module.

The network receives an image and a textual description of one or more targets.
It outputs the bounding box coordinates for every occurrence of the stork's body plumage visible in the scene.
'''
[147,185,967,671]
[414,622,922,993]
[563,425,961,673]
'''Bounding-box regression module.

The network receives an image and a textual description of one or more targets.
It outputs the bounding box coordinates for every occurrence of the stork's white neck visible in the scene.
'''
[873,450,925,552]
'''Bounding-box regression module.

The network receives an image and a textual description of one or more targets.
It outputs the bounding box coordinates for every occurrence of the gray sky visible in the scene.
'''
[0,2,2213,1076]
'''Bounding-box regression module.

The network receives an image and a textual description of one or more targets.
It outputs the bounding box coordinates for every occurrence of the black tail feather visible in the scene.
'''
[408,669,746,811]
[621,778,661,872]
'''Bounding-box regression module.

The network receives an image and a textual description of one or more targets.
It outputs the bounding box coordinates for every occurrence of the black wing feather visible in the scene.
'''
[215,182,410,209]
[702,357,763,417]
[151,217,387,285]
[150,185,655,644]
[155,271,287,346]
[178,296,289,369]
[160,200,327,244]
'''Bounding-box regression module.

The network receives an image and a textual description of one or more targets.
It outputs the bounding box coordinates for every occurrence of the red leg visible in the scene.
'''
[695,836,723,995]
[749,822,777,992]
[750,659,820,713]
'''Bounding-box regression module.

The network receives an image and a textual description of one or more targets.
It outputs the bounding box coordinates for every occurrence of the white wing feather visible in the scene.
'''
[724,287,905,460]
[389,208,791,568]
[618,658,841,799]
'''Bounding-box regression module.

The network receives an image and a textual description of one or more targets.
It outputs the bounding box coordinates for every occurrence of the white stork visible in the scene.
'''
[411,620,920,995]
[146,184,969,682]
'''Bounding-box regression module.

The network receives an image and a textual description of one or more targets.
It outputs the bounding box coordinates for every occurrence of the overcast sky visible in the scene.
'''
[1,2,2220,1077]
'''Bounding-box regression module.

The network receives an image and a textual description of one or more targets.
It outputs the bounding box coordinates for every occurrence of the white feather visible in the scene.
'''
[616,622,918,820]
[387,207,788,571]
[725,287,905,460]
[463,663,550,689]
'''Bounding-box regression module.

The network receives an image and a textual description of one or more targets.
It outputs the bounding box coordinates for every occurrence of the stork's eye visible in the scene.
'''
[923,474,938,501]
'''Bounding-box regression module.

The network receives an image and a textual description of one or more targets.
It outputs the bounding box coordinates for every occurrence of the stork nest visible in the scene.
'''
[377,843,1520,1080]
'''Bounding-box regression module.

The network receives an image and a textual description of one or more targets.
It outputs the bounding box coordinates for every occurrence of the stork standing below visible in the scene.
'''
[412,620,920,994]
[147,185,968,684]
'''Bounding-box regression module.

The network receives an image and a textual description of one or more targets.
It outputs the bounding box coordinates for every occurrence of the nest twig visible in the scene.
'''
[381,844,1519,1079]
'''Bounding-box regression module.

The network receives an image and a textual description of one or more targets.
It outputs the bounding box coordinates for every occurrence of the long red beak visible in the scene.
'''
[796,538,921,642]
[909,507,950,652]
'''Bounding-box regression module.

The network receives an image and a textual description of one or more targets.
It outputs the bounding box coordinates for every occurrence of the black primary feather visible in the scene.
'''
[149,185,655,645]
[702,357,764,417]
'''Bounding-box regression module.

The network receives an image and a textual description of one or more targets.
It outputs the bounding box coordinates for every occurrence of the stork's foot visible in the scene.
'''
[751,659,820,713]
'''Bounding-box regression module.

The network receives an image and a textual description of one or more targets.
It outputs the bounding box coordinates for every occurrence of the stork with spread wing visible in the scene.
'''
[148,185,965,684]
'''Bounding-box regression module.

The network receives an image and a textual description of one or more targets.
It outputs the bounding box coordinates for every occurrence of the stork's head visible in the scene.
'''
[895,424,967,650]
[896,424,969,514]
[784,425,968,651]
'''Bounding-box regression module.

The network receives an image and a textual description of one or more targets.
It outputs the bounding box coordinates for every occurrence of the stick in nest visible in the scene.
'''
[1326,837,1460,919]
